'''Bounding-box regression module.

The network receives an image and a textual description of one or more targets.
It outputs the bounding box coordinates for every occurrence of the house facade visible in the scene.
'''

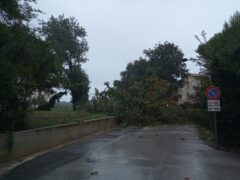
[178,74,207,105]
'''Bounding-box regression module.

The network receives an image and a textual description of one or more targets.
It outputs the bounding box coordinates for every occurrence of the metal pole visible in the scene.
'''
[213,112,218,147]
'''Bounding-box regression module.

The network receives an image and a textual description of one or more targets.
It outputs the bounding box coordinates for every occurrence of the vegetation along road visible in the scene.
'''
[2,126,240,180]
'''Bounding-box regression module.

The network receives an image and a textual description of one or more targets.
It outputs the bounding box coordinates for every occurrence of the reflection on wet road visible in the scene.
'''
[2,126,240,180]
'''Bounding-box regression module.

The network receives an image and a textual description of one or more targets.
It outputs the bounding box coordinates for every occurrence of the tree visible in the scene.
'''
[0,24,61,131]
[37,91,67,111]
[144,41,187,84]
[96,42,187,126]
[196,11,240,145]
[0,0,39,25]
[114,58,149,90]
[41,15,89,110]
[64,66,90,110]
[114,42,187,90]
[94,75,183,126]
[0,1,61,131]
[89,82,116,114]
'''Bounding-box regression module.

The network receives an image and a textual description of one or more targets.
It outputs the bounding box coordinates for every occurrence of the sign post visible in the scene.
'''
[213,111,218,146]
[205,86,221,147]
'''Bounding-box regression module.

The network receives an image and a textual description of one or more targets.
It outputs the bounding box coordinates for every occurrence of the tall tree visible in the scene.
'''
[41,15,89,110]
[196,11,240,145]
[0,1,61,131]
[96,42,187,125]
[144,42,187,84]
[114,58,149,89]
[114,42,187,90]
[64,66,90,110]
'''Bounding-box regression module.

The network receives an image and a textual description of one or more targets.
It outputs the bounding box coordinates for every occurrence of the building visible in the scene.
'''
[178,74,208,105]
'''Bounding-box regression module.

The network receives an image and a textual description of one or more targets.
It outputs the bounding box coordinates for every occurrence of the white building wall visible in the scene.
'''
[178,74,205,105]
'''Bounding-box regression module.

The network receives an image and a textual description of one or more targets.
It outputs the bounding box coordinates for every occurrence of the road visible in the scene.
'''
[2,126,240,180]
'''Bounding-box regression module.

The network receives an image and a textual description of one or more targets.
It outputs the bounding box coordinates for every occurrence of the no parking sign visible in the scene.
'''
[205,86,221,99]
[205,86,221,112]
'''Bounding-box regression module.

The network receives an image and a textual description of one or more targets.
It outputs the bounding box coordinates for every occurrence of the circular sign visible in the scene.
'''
[205,86,221,99]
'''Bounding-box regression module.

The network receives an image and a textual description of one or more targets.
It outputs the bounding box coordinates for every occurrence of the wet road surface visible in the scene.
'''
[2,126,240,180]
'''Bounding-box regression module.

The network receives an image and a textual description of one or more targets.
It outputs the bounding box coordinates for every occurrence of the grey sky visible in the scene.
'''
[35,0,240,101]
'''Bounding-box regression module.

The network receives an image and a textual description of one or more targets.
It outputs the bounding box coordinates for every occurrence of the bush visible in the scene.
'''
[218,112,240,146]
[113,76,190,126]
[161,104,190,125]
[184,108,211,130]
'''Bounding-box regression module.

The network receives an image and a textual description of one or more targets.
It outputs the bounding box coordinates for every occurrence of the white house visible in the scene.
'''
[178,74,207,105]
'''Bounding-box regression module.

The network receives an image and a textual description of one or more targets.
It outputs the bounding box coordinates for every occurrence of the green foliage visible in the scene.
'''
[114,42,187,90]
[116,76,184,126]
[0,3,91,131]
[40,15,89,110]
[91,76,186,126]
[183,108,213,143]
[114,59,149,90]
[40,15,88,65]
[198,78,211,109]
[0,24,61,131]
[0,2,61,132]
[184,108,211,130]
[144,42,187,83]
[87,83,116,114]
[31,94,48,109]
[0,0,38,24]
[161,105,190,125]
[196,11,240,146]
[91,42,187,126]
[65,66,90,110]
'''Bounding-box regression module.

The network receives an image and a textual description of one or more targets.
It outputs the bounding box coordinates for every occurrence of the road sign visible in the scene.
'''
[208,99,220,106]
[208,106,221,112]
[205,86,221,147]
[205,86,221,99]
[208,100,221,112]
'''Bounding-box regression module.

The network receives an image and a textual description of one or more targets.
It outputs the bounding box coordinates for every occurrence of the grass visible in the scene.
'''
[195,125,213,142]
[27,110,109,129]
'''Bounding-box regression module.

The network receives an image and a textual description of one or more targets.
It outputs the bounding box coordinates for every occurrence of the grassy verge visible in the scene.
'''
[27,111,109,129]
[195,123,240,154]
[195,125,213,142]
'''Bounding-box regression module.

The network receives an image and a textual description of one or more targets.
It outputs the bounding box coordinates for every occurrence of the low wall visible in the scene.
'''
[0,117,116,165]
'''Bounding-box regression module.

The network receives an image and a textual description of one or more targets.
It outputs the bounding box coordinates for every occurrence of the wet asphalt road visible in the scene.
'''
[2,125,240,180]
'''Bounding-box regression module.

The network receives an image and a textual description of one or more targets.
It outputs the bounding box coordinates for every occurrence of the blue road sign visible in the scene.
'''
[205,86,221,99]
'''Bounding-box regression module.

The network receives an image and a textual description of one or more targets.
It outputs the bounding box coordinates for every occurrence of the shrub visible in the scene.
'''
[184,108,211,130]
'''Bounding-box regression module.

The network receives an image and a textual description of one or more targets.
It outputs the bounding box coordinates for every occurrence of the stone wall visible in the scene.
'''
[0,117,116,165]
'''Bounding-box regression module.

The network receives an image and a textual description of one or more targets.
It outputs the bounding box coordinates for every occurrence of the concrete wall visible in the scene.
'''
[0,117,116,165]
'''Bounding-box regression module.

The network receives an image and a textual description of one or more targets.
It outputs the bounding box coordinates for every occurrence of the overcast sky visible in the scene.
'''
[35,0,240,101]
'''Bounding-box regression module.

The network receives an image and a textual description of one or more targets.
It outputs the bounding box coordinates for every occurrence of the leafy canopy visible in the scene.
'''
[0,1,62,131]
[40,15,89,110]
[196,11,240,145]
[114,42,187,90]
[91,42,187,126]
[0,0,39,24]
